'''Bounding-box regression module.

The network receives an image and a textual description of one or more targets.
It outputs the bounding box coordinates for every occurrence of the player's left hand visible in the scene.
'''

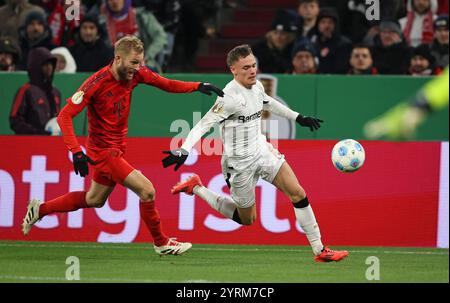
[162,148,189,171]
[198,83,224,97]
[296,114,324,131]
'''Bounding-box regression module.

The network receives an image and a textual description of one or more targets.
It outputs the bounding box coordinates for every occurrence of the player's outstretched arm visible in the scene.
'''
[262,93,324,132]
[161,110,218,171]
[162,97,235,171]
[138,66,224,97]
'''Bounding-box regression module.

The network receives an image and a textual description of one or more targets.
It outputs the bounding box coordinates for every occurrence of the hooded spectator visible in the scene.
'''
[290,39,318,74]
[51,46,77,73]
[17,11,55,70]
[0,36,21,71]
[310,7,352,74]
[69,14,114,72]
[371,20,411,74]
[348,44,378,75]
[9,47,62,135]
[399,0,438,47]
[408,43,443,75]
[430,15,449,67]
[252,10,298,73]
[0,0,45,41]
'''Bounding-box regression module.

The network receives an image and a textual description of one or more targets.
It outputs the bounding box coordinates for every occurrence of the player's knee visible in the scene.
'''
[86,195,107,208]
[289,186,306,202]
[139,186,155,202]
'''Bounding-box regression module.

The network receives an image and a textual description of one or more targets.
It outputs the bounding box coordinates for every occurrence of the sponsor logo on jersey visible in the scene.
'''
[238,110,262,123]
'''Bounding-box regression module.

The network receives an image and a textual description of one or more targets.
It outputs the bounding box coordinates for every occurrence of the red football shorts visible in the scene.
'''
[88,148,134,187]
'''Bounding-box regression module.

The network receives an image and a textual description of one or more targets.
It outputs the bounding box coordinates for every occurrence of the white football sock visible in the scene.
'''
[193,186,237,219]
[294,205,324,256]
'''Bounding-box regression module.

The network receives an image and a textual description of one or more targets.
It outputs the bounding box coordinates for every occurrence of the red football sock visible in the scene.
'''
[139,201,169,247]
[39,191,88,218]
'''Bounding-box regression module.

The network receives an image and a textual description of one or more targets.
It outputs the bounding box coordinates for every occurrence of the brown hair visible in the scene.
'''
[226,44,253,67]
[114,35,144,55]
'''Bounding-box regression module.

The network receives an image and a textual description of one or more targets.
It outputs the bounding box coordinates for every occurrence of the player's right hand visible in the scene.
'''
[162,148,189,171]
[73,151,96,177]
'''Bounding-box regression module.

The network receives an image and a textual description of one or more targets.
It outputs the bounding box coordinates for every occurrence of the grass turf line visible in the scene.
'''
[0,241,448,283]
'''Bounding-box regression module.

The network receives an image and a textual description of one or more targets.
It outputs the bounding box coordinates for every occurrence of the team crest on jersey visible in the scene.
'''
[212,101,224,113]
[71,91,84,105]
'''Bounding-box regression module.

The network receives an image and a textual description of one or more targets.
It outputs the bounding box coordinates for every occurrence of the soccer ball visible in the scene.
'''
[45,117,61,136]
[331,139,365,172]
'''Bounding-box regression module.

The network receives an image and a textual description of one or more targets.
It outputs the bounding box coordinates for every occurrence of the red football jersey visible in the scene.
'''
[58,64,200,154]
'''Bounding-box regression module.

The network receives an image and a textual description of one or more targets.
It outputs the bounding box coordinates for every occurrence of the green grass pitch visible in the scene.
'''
[0,241,448,283]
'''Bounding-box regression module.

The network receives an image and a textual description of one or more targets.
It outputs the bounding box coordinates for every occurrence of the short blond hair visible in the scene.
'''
[114,35,144,55]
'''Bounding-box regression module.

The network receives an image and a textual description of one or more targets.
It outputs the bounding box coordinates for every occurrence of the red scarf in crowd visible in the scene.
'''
[103,6,139,44]
[47,1,82,47]
[403,10,435,45]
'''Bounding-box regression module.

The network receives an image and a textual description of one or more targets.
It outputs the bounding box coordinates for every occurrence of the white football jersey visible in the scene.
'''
[181,79,298,167]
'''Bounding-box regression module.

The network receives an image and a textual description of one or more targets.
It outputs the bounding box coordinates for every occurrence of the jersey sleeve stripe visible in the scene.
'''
[10,83,31,117]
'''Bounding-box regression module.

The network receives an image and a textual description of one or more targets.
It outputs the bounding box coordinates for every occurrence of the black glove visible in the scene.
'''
[198,83,224,97]
[73,151,96,177]
[296,114,324,132]
[162,148,189,171]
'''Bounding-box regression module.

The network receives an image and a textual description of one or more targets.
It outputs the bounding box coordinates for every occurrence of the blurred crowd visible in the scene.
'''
[1,0,448,136]
[253,0,448,76]
[0,0,448,76]
[0,0,222,73]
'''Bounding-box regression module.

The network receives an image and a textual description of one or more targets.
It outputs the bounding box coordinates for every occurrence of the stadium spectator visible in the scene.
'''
[430,15,449,67]
[437,0,448,15]
[348,44,378,75]
[0,36,21,71]
[399,0,438,47]
[9,47,61,135]
[97,0,168,72]
[0,0,45,42]
[407,43,443,75]
[252,11,298,73]
[51,46,76,73]
[297,0,319,40]
[169,0,220,72]
[310,7,352,74]
[134,0,181,70]
[17,11,55,70]
[289,39,318,74]
[338,0,373,43]
[371,20,410,74]
[69,15,114,72]
[46,0,83,47]
[136,0,181,70]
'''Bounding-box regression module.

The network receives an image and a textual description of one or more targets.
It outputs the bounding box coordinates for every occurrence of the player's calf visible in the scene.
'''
[234,207,256,226]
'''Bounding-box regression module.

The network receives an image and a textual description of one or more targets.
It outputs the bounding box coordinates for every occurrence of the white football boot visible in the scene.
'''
[153,238,192,256]
[22,199,42,235]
